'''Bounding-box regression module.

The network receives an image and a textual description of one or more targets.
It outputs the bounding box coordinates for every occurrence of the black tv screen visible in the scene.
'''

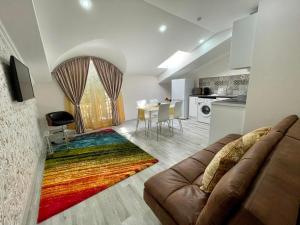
[10,56,34,102]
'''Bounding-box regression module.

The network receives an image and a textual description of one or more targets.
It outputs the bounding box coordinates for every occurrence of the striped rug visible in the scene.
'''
[37,128,158,223]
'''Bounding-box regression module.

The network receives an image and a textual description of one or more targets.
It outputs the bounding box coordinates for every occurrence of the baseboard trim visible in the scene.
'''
[21,150,47,225]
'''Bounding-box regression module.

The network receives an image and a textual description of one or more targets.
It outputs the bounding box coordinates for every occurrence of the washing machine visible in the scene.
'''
[197,98,215,124]
[197,97,229,124]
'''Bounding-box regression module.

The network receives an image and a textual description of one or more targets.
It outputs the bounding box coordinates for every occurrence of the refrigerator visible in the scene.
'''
[171,79,194,119]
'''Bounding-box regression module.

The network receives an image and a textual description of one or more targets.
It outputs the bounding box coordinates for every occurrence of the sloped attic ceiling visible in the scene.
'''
[0,0,258,83]
[33,0,212,80]
[144,0,259,32]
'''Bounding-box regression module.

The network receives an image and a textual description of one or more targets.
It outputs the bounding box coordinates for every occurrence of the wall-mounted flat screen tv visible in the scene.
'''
[10,56,34,102]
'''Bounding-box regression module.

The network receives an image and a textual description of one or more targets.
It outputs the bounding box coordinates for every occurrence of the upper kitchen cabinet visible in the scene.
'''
[230,13,258,69]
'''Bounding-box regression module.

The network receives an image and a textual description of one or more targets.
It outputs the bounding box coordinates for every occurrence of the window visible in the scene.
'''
[65,60,125,129]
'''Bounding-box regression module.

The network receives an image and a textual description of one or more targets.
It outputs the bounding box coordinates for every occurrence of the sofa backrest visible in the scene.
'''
[196,115,299,225]
[228,115,300,225]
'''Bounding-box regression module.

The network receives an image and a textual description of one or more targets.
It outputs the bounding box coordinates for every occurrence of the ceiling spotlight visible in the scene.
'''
[159,25,167,33]
[199,39,205,44]
[197,16,202,22]
[79,0,92,10]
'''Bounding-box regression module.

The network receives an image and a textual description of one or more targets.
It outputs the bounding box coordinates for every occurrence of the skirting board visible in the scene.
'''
[22,149,47,225]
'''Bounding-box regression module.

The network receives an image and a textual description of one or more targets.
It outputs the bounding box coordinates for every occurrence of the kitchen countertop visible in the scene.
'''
[189,94,237,98]
[212,98,246,107]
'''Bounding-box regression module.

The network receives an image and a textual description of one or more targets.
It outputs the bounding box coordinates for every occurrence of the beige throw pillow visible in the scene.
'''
[200,127,271,193]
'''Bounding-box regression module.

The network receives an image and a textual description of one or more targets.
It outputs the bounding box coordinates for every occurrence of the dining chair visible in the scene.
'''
[136,99,149,135]
[149,98,159,104]
[170,101,183,133]
[169,102,175,117]
[137,99,147,107]
[155,103,171,141]
[149,99,159,117]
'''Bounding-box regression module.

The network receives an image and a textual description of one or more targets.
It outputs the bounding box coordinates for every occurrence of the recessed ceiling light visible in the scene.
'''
[158,51,190,69]
[197,16,202,22]
[159,25,167,33]
[79,0,92,10]
[198,39,205,44]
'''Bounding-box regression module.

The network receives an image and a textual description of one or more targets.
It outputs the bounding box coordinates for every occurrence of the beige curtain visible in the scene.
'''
[65,61,125,129]
[65,95,125,130]
[52,57,90,134]
[92,57,123,126]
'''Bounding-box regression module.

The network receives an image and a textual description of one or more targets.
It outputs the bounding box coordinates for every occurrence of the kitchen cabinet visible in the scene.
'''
[209,102,245,144]
[189,96,198,119]
[230,13,257,69]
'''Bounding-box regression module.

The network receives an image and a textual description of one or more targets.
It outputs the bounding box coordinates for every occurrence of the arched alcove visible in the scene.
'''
[51,39,127,73]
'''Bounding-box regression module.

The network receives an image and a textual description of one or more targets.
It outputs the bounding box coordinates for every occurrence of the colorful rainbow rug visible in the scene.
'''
[37,128,158,223]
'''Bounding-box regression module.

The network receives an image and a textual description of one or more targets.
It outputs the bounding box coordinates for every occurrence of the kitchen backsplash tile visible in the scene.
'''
[199,74,249,96]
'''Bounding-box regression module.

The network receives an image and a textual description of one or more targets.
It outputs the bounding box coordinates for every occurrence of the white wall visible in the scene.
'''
[191,52,230,86]
[122,74,171,120]
[34,80,65,117]
[244,0,300,131]
[0,21,44,225]
[34,74,171,121]
[190,52,250,87]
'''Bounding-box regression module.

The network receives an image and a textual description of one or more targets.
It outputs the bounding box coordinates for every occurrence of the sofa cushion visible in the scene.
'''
[201,127,270,193]
[190,150,216,167]
[171,157,207,183]
[286,118,300,140]
[216,134,242,145]
[228,134,300,225]
[144,190,177,225]
[164,185,209,225]
[196,131,284,225]
[144,133,240,225]
[144,162,208,225]
[271,114,298,134]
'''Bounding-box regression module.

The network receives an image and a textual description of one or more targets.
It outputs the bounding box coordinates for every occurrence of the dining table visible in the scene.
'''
[137,102,175,132]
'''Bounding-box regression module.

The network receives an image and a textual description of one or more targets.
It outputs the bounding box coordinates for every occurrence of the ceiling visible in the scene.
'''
[32,0,212,79]
[158,29,232,83]
[144,0,259,32]
[0,0,258,82]
[0,0,50,83]
[53,39,127,73]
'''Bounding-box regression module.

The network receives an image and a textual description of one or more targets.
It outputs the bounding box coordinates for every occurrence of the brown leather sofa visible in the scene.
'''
[144,115,300,225]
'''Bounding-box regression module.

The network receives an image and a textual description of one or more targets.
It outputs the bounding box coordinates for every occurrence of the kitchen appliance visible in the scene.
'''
[171,79,194,119]
[197,97,228,124]
[203,87,210,95]
[197,98,215,124]
[192,87,202,95]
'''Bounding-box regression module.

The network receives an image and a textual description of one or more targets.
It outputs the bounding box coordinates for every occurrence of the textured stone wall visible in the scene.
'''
[0,24,44,224]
